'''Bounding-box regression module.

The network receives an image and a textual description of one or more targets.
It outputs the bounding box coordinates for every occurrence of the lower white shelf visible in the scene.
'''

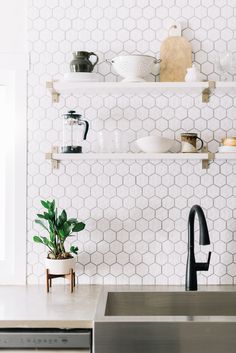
[45,150,236,170]
[45,150,213,170]
[214,153,236,160]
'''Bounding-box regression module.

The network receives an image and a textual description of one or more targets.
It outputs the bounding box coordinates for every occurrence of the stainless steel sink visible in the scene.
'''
[95,289,236,353]
[105,291,236,316]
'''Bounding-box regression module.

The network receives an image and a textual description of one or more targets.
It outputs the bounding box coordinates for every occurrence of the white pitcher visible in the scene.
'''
[185,64,203,82]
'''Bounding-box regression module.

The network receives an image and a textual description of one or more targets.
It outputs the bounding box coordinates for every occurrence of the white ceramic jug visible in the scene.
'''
[185,64,203,82]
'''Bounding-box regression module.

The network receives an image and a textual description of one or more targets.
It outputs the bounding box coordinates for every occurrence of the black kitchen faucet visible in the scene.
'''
[185,205,211,291]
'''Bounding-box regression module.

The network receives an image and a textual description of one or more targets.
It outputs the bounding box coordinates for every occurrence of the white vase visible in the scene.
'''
[45,257,76,275]
[185,65,203,82]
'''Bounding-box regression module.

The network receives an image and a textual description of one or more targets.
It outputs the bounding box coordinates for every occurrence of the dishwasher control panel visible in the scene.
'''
[0,328,91,349]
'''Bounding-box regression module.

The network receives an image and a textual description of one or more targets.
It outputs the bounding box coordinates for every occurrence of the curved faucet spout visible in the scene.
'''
[188,205,210,248]
[186,205,211,291]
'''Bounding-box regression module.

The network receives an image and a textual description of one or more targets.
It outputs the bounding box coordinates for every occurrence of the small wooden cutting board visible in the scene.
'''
[160,22,192,82]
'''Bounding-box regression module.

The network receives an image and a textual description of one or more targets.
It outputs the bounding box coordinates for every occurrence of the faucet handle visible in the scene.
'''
[206,251,212,269]
[195,251,211,271]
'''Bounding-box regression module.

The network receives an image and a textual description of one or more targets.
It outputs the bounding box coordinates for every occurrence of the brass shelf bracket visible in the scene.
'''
[45,146,60,169]
[46,81,60,103]
[201,146,214,170]
[202,80,216,103]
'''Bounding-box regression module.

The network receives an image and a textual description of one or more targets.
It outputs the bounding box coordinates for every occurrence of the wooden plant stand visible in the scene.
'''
[46,268,76,293]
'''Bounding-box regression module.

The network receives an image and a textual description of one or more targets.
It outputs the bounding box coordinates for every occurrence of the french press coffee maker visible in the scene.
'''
[61,110,89,153]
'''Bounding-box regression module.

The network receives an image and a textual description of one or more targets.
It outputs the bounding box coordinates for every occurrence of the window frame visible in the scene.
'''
[0,54,27,284]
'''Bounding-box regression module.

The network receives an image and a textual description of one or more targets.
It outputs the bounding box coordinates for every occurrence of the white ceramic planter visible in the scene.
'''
[45,257,76,275]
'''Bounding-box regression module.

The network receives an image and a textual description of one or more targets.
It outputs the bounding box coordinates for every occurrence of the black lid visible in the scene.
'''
[63,110,82,119]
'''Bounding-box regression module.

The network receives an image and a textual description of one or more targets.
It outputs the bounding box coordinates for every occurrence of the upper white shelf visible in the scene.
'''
[52,81,209,95]
[215,81,236,93]
[46,80,236,103]
[51,152,210,161]
[47,80,236,103]
[47,81,210,104]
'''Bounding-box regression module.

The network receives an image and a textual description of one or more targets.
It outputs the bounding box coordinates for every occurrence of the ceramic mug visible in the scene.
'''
[181,133,204,153]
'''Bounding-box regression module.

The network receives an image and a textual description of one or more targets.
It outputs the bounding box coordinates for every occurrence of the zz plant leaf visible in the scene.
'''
[70,246,78,255]
[33,199,85,260]
[41,200,49,209]
[72,222,85,232]
[33,236,44,244]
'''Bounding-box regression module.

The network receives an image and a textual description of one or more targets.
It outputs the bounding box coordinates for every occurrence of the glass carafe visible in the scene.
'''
[61,110,89,153]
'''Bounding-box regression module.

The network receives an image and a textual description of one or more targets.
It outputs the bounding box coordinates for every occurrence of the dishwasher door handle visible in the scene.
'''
[1,348,91,353]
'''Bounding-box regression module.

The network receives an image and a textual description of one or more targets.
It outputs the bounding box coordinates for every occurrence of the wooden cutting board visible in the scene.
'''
[160,22,192,82]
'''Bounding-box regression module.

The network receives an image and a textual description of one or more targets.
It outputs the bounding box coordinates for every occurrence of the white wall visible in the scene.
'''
[0,0,27,53]
[0,0,27,284]
[27,1,236,285]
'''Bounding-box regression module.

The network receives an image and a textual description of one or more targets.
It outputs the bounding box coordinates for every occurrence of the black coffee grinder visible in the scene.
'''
[61,110,89,153]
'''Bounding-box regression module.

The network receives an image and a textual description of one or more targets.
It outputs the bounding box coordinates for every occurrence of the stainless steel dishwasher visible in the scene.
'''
[0,328,92,352]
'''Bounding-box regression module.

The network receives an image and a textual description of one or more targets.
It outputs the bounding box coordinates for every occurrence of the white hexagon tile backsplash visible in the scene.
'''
[27,0,236,284]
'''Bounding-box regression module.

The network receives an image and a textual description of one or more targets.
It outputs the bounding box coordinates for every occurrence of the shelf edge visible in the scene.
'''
[52,152,210,161]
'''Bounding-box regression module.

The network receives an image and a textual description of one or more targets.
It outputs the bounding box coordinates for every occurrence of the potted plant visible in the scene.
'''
[33,199,85,275]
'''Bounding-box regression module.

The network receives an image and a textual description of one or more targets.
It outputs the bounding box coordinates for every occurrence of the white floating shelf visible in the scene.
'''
[215,81,236,94]
[46,150,236,170]
[45,150,212,170]
[215,82,236,88]
[214,153,236,160]
[53,81,209,95]
[51,152,210,161]
[47,80,236,102]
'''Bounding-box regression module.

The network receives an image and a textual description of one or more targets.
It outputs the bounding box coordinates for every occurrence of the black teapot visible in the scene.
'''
[70,51,99,72]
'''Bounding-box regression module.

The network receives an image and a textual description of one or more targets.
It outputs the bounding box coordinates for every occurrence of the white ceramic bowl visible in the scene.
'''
[136,135,174,153]
[109,55,160,82]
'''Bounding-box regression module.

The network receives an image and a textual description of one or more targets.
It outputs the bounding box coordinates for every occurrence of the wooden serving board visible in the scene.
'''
[160,23,192,82]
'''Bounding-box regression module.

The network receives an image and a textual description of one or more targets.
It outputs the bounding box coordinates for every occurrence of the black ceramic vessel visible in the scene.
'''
[61,146,82,153]
[70,51,99,72]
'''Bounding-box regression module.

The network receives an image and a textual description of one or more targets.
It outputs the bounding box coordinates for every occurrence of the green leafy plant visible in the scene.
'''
[33,200,85,259]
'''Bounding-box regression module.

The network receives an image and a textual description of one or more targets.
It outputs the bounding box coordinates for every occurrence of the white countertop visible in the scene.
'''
[0,285,101,328]
[0,285,236,328]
